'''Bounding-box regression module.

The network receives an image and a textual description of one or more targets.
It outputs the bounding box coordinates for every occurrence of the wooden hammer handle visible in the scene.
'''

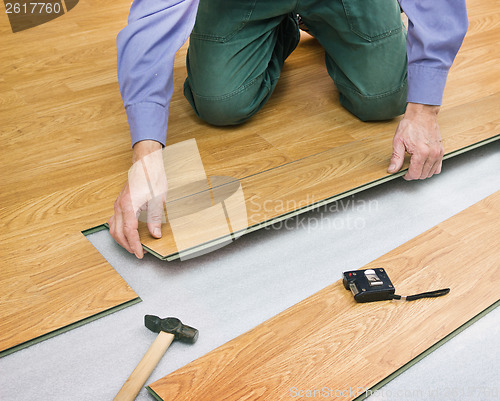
[114,331,175,401]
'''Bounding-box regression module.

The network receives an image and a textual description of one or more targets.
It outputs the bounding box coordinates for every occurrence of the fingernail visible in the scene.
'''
[153,228,162,238]
[388,164,396,172]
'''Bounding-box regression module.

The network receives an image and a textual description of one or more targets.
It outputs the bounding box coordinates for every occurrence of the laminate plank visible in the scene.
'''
[148,191,500,401]
[139,92,500,259]
[0,233,139,354]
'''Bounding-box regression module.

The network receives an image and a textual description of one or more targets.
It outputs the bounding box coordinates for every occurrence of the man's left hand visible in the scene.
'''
[388,103,444,180]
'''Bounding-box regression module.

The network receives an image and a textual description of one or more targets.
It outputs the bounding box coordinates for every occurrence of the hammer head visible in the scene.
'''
[144,315,199,344]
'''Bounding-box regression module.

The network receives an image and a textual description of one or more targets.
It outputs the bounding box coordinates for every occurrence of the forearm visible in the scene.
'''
[117,0,199,147]
[399,0,468,106]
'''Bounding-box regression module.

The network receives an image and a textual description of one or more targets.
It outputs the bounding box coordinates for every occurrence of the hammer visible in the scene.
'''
[114,315,198,401]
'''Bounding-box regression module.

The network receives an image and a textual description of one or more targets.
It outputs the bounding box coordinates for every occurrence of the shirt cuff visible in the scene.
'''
[125,102,168,147]
[407,64,449,106]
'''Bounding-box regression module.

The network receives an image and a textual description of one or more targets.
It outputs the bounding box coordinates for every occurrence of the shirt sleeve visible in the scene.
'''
[399,0,468,105]
[117,0,199,147]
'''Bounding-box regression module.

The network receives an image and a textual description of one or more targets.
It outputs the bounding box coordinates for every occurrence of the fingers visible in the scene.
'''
[146,195,165,239]
[394,103,444,181]
[388,133,406,174]
[430,143,444,177]
[109,185,144,259]
[404,153,425,180]
[109,185,166,258]
[434,159,443,175]
[122,200,144,259]
[405,142,444,180]
[132,147,168,240]
[419,155,434,179]
[425,155,442,179]
[109,144,167,260]
[109,201,133,254]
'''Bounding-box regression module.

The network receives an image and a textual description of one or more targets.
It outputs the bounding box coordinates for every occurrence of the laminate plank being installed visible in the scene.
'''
[148,190,500,401]
[137,0,500,260]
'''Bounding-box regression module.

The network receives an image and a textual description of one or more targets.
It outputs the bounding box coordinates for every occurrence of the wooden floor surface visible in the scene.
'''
[148,190,500,401]
[138,0,500,260]
[0,2,140,354]
[0,0,498,355]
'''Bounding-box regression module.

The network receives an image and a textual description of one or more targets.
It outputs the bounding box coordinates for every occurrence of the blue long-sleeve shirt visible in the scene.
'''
[117,0,468,147]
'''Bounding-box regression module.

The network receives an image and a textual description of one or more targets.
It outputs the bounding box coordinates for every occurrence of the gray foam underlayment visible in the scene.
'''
[1,143,499,401]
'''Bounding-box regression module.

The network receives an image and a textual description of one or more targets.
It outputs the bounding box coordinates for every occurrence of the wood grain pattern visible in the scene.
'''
[0,0,138,354]
[0,0,498,355]
[148,190,500,401]
[139,0,500,259]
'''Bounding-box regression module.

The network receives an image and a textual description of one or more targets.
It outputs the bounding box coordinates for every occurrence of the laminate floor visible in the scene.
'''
[0,1,141,355]
[1,142,497,401]
[1,0,498,361]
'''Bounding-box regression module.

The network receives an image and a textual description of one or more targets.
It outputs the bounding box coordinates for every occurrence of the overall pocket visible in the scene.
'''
[191,0,258,42]
[341,0,402,41]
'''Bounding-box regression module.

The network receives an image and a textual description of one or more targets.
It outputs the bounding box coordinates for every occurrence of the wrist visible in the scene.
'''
[405,103,440,119]
[132,140,163,163]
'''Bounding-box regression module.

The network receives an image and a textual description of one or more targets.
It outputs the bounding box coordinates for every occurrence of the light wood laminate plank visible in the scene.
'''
[148,191,500,400]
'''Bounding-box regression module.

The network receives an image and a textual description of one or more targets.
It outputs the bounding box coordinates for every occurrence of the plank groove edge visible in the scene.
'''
[0,297,141,358]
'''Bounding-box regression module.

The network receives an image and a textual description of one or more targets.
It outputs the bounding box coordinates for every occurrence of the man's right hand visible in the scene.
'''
[108,140,166,259]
